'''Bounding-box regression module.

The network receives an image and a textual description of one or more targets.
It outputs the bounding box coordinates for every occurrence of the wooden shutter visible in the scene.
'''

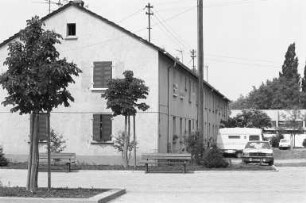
[101,115,112,141]
[93,61,112,88]
[93,114,101,141]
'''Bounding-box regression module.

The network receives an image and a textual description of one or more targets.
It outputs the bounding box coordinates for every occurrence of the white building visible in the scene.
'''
[0,2,230,164]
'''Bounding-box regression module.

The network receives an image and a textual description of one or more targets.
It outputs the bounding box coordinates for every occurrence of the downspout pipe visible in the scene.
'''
[168,61,177,153]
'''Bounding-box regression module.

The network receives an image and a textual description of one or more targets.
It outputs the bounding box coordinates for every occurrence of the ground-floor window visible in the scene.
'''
[92,114,112,142]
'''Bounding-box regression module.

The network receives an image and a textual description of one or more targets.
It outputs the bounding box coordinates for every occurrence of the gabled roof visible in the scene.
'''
[0,2,230,102]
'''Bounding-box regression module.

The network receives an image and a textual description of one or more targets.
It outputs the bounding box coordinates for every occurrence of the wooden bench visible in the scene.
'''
[141,153,191,173]
[39,153,76,172]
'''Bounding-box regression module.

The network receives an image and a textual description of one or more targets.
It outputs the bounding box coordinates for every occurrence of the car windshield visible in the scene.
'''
[280,140,288,143]
[245,142,271,149]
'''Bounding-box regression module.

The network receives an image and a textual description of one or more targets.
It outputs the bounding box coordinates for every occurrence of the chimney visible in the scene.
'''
[72,0,84,7]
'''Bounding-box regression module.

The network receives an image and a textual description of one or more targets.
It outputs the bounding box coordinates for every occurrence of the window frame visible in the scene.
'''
[91,113,113,144]
[91,61,113,91]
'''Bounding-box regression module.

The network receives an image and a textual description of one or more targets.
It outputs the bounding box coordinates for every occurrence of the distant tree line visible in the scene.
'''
[231,43,306,109]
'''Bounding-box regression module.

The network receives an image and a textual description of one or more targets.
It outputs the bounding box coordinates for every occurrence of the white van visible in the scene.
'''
[217,128,263,157]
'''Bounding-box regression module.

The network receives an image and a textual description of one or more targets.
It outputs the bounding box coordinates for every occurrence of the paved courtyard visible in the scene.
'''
[0,167,305,203]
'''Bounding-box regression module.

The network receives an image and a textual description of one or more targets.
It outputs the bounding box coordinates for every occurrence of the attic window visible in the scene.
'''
[67,23,76,36]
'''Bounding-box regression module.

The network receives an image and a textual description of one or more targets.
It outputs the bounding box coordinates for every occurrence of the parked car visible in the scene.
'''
[242,141,274,166]
[279,139,291,150]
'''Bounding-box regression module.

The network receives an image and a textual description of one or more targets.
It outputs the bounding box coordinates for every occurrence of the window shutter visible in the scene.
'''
[93,61,112,88]
[93,114,101,141]
[101,115,112,141]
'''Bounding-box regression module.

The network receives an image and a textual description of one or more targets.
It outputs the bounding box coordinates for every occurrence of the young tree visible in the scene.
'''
[103,70,149,168]
[0,16,81,191]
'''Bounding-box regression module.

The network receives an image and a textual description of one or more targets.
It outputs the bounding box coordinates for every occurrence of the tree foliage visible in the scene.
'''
[221,109,272,129]
[103,70,149,117]
[231,43,305,109]
[0,16,81,191]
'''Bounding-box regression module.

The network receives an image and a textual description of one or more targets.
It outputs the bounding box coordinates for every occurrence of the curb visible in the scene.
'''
[0,188,126,203]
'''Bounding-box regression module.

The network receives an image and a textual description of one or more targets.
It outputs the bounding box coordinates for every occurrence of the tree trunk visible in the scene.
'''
[123,116,128,168]
[47,112,51,190]
[27,113,35,190]
[28,112,39,192]
[127,116,131,166]
[133,115,136,169]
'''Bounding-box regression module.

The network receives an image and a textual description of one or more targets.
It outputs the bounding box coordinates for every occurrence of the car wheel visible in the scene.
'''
[268,160,274,166]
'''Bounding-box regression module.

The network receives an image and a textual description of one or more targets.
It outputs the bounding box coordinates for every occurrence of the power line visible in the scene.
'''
[154,10,192,50]
[206,57,280,69]
[153,14,186,51]
[205,0,268,8]
[118,7,144,23]
[206,53,279,65]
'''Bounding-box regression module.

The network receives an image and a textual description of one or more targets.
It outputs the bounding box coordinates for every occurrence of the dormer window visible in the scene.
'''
[67,23,76,36]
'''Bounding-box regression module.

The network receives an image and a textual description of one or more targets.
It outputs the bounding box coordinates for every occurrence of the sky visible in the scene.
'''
[0,0,305,101]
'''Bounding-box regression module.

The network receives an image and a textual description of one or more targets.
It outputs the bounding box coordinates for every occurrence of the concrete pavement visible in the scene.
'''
[0,167,305,203]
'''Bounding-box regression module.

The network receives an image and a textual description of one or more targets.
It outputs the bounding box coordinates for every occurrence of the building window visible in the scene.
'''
[93,61,112,89]
[67,23,76,36]
[30,113,48,141]
[229,135,240,139]
[173,117,177,136]
[92,114,112,142]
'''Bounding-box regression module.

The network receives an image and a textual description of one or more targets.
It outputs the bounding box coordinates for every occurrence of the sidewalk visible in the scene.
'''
[0,167,306,203]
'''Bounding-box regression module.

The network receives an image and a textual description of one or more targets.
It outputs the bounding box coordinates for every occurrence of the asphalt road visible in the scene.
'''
[0,167,305,203]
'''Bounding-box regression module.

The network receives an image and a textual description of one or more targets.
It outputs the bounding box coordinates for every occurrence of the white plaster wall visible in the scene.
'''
[0,6,159,164]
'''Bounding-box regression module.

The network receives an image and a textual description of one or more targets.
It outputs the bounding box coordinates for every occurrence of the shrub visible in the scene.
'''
[185,131,205,164]
[202,145,229,168]
[303,139,306,148]
[113,131,137,166]
[271,134,284,148]
[0,146,9,166]
[45,129,67,153]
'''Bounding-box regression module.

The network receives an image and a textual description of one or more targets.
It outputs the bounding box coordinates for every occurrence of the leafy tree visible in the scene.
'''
[0,16,81,191]
[300,61,306,108]
[279,109,304,149]
[103,70,149,168]
[231,43,301,110]
[0,146,9,166]
[221,109,271,129]
[279,43,299,81]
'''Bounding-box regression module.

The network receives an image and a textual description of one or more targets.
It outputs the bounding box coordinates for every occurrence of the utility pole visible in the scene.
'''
[48,0,51,14]
[145,3,154,42]
[190,49,196,72]
[197,0,204,144]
